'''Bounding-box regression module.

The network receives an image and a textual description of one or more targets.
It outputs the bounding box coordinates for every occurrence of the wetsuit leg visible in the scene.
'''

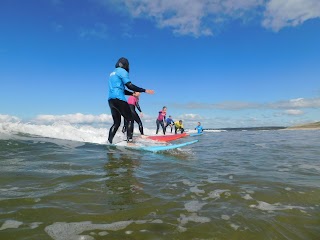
[129,105,144,135]
[122,118,127,133]
[133,111,144,135]
[156,120,160,134]
[160,121,166,135]
[108,99,133,143]
[181,128,184,133]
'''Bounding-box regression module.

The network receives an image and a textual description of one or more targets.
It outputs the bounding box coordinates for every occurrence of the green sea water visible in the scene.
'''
[0,130,319,239]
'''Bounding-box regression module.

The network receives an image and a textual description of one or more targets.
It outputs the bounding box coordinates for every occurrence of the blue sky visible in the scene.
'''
[1,0,320,128]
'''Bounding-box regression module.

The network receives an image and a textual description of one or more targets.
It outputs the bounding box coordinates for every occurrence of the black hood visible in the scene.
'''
[115,57,129,73]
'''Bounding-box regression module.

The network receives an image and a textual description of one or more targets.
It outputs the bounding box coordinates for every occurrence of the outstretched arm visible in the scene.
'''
[125,82,145,92]
[124,90,133,96]
[125,82,155,94]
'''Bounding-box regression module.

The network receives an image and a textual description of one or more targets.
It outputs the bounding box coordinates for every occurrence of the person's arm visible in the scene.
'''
[125,82,154,95]
[125,82,145,92]
[136,101,142,112]
[124,90,133,95]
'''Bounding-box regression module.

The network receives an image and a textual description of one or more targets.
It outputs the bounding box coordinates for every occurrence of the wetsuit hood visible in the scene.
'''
[115,57,129,73]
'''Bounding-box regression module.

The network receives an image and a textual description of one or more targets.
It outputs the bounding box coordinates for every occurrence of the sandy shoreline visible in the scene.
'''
[282,127,320,131]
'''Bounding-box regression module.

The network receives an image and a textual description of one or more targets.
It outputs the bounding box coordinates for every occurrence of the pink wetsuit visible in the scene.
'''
[157,110,166,121]
[127,96,138,106]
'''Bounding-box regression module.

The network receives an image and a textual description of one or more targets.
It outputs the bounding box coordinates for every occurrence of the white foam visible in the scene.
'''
[184,200,206,212]
[204,129,226,132]
[181,179,196,186]
[242,194,253,200]
[221,215,230,220]
[206,177,219,183]
[45,219,162,240]
[178,213,210,226]
[189,185,205,195]
[250,201,305,211]
[202,189,230,200]
[230,223,240,230]
[0,120,160,145]
[29,222,43,229]
[299,164,320,172]
[0,220,23,230]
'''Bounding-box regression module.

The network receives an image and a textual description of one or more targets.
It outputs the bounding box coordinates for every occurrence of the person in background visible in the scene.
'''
[108,57,154,144]
[156,106,167,135]
[195,122,203,133]
[174,120,184,134]
[165,115,174,133]
[122,92,144,135]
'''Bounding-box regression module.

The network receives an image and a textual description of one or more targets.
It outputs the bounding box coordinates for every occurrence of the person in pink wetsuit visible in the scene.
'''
[156,106,167,135]
[122,92,144,135]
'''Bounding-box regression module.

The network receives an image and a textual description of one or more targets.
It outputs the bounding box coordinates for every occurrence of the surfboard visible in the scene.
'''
[189,132,204,137]
[114,139,198,152]
[143,132,188,142]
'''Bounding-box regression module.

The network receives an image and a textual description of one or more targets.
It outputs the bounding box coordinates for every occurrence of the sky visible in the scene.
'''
[1,0,320,128]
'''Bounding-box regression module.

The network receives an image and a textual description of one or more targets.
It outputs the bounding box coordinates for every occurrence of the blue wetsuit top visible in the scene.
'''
[108,67,130,101]
[195,125,203,133]
[166,118,174,125]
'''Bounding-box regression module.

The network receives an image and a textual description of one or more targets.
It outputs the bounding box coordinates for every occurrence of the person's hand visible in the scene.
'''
[145,89,154,94]
[140,112,143,117]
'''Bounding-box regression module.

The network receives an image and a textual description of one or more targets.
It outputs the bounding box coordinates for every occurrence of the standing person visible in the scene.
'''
[174,120,184,134]
[122,92,144,135]
[108,57,154,144]
[195,122,203,133]
[165,115,174,133]
[156,106,167,135]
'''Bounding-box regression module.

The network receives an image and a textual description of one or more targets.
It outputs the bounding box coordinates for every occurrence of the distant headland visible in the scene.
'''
[203,121,320,131]
[285,121,320,130]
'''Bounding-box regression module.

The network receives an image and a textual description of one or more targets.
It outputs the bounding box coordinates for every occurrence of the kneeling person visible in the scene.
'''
[174,120,184,134]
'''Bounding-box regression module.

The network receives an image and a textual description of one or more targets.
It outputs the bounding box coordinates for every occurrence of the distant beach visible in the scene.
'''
[284,121,320,130]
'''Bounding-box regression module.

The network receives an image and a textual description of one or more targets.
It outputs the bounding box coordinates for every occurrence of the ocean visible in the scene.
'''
[0,122,319,239]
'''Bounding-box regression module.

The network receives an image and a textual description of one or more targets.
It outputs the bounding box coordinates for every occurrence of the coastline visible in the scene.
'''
[283,127,320,131]
[284,121,320,130]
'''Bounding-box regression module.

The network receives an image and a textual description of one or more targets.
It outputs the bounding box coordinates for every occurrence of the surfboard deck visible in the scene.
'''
[114,139,198,152]
[143,133,188,142]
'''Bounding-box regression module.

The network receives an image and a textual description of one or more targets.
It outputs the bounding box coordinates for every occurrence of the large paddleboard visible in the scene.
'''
[189,132,204,137]
[144,133,188,142]
[114,139,198,152]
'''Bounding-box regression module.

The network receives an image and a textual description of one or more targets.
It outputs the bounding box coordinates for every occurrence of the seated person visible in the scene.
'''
[195,122,203,133]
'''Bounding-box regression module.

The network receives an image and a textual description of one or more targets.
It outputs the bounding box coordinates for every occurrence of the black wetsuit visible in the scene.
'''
[108,82,145,144]
[156,111,166,135]
[122,101,144,135]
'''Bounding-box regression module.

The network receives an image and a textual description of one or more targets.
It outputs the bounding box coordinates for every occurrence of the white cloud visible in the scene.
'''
[34,113,113,124]
[115,0,263,36]
[171,97,320,110]
[212,101,261,110]
[104,0,319,36]
[263,0,320,31]
[0,114,20,123]
[284,109,304,115]
[268,97,320,109]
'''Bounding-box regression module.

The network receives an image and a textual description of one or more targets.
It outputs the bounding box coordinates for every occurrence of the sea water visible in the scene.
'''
[0,122,319,239]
